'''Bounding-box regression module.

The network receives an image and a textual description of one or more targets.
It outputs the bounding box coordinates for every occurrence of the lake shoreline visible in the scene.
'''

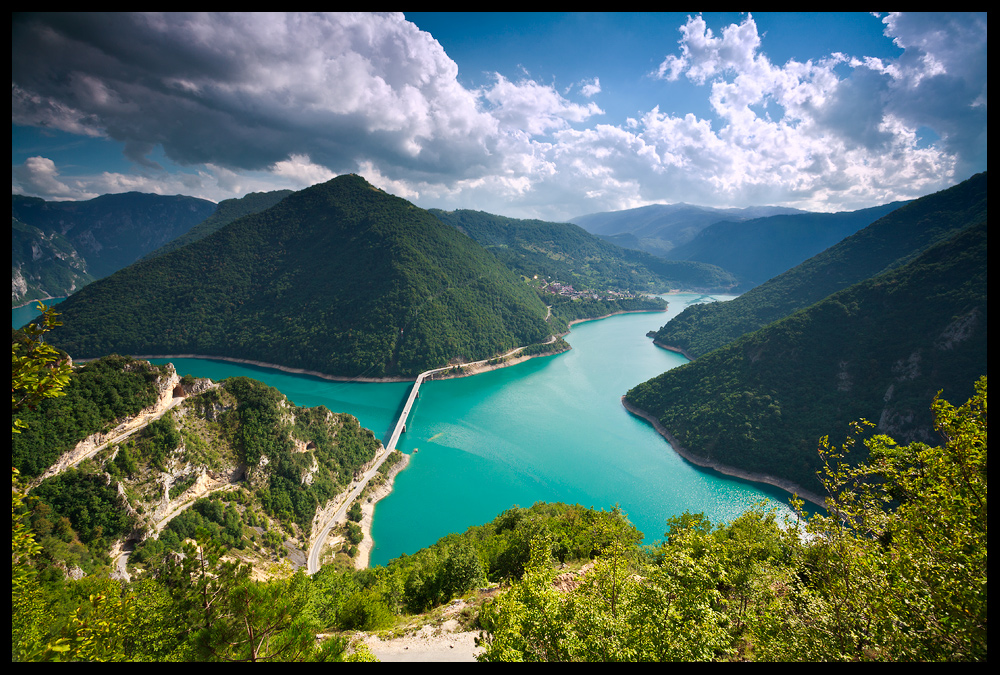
[119,308,667,385]
[126,353,417,382]
[620,396,827,509]
[12,295,65,311]
[650,339,695,360]
[563,307,668,330]
[355,452,410,570]
[125,345,570,385]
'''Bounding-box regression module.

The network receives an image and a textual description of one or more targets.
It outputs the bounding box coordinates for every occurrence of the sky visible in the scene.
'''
[11,12,988,221]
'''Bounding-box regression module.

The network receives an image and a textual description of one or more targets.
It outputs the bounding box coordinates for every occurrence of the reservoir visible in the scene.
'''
[16,294,802,566]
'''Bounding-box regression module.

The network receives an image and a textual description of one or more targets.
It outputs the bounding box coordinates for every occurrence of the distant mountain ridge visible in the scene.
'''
[430,208,737,293]
[666,201,909,288]
[571,202,804,258]
[653,172,987,359]
[44,175,553,378]
[11,192,217,306]
[12,192,217,278]
[143,189,294,261]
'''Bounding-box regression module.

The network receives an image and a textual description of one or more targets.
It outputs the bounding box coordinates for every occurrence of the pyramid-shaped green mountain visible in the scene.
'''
[45,175,552,378]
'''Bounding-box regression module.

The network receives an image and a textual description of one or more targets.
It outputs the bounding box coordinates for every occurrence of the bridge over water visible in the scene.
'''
[306,364,449,573]
[383,365,450,454]
[307,342,551,573]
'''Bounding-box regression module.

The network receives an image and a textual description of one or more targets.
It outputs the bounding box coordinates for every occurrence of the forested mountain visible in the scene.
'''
[653,172,987,359]
[665,201,908,289]
[626,218,986,493]
[570,202,803,258]
[12,255,986,662]
[42,175,553,378]
[11,216,94,307]
[431,209,736,292]
[143,189,294,260]
[11,193,217,305]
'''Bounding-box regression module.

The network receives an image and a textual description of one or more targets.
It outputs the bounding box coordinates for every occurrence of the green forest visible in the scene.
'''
[627,219,986,492]
[11,351,168,478]
[11,266,989,661]
[40,175,556,378]
[142,189,294,261]
[478,379,986,660]
[10,170,987,662]
[653,172,987,359]
[431,208,736,293]
[13,370,987,661]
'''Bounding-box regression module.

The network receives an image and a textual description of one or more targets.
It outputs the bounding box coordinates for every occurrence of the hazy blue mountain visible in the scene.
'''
[570,203,804,258]
[11,192,217,304]
[667,201,909,288]
[431,208,737,293]
[653,172,987,359]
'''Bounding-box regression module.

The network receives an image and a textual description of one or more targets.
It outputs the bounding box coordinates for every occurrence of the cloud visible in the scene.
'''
[636,12,984,211]
[483,73,604,136]
[656,13,762,86]
[12,156,95,201]
[11,154,339,204]
[12,12,987,220]
[579,78,602,98]
[876,12,988,172]
[12,12,499,181]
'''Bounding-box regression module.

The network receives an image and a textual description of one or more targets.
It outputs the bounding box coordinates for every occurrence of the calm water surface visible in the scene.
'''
[12,297,66,329]
[15,294,801,566]
[368,295,799,565]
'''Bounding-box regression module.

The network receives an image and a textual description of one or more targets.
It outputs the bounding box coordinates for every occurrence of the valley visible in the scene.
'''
[12,11,987,662]
[12,172,987,662]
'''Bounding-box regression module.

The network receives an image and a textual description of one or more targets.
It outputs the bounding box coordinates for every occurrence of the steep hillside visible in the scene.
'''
[626,219,987,493]
[12,353,173,479]
[16,358,381,578]
[11,192,217,284]
[44,175,552,378]
[143,189,294,260]
[432,209,736,292]
[571,202,803,258]
[11,216,94,307]
[653,172,987,359]
[667,201,907,288]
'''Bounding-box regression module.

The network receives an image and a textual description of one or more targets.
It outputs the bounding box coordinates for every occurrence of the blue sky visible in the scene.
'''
[12,12,987,221]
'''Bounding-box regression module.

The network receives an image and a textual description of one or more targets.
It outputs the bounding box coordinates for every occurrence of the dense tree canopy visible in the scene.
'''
[628,218,986,492]
[44,175,554,378]
[12,352,166,477]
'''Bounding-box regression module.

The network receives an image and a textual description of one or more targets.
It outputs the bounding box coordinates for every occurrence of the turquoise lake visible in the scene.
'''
[15,294,802,566]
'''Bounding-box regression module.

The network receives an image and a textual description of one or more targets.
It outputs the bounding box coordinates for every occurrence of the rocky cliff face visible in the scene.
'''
[11,192,216,305]
[34,362,182,485]
[11,217,94,306]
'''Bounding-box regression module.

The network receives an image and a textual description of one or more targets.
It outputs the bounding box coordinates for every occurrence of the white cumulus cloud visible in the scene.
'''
[12,12,987,219]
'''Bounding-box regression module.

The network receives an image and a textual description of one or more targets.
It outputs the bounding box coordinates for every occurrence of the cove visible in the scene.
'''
[15,294,803,566]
